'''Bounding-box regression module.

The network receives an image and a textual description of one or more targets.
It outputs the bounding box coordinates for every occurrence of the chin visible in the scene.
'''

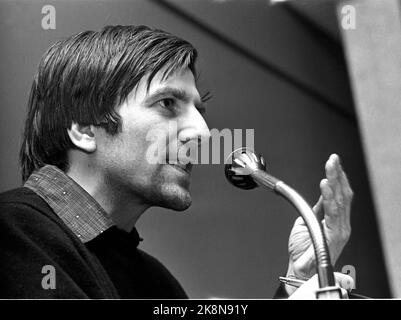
[167,198,192,211]
[157,185,192,211]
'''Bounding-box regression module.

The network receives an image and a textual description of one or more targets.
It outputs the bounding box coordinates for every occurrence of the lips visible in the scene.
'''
[169,162,193,174]
[165,152,193,174]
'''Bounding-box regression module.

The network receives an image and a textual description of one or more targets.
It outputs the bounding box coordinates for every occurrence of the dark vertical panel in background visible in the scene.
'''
[0,0,390,298]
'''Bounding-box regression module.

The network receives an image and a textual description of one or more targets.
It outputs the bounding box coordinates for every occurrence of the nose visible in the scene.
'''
[178,106,211,146]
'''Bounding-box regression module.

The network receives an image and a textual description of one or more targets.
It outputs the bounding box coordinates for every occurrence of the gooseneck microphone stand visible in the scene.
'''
[225,148,343,299]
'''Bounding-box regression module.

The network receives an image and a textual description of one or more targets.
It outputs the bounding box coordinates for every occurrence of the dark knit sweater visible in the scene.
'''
[0,187,187,299]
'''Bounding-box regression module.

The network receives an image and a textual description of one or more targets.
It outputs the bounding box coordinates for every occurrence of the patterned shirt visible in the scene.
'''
[24,165,114,243]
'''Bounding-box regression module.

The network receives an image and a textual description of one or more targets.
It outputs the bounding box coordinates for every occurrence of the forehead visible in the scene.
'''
[133,66,200,102]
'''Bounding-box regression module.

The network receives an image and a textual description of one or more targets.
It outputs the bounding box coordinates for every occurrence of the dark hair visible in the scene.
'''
[19,25,198,181]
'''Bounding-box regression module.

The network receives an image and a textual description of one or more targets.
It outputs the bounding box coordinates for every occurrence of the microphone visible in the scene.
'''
[225,147,343,299]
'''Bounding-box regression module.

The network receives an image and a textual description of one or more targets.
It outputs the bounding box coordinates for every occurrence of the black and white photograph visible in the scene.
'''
[0,0,399,306]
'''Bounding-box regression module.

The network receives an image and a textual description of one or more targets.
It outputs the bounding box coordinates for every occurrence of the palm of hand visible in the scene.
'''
[287,154,353,281]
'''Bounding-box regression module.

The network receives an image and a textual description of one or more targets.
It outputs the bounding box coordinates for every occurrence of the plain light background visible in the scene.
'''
[0,0,391,298]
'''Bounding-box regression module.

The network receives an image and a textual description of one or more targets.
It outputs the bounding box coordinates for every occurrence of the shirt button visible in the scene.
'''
[62,191,66,195]
[77,234,82,238]
[75,215,79,219]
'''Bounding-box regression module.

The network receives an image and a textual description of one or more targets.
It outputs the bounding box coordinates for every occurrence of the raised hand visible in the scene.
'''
[285,154,353,294]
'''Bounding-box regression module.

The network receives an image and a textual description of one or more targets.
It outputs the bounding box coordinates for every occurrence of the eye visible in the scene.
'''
[157,98,176,110]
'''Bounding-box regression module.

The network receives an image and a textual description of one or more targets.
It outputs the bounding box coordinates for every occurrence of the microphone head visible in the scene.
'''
[224,147,267,190]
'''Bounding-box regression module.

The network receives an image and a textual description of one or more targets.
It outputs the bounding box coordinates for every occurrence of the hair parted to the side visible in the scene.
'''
[20,25,198,181]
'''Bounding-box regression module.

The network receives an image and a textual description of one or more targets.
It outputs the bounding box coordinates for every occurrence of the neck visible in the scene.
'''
[66,159,149,232]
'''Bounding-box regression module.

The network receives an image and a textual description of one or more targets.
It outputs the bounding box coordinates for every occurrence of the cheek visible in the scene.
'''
[100,106,171,171]
[104,126,163,178]
[122,124,158,164]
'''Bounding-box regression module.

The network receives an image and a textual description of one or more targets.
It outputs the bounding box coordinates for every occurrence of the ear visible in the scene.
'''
[67,122,96,153]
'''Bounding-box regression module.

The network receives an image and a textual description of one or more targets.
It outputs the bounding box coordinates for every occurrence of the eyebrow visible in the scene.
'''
[144,87,206,110]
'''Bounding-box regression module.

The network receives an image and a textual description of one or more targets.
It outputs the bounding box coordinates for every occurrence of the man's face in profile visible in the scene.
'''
[93,66,210,211]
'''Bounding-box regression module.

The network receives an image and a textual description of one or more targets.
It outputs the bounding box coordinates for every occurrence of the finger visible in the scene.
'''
[326,155,344,205]
[325,154,338,185]
[335,157,354,204]
[320,178,338,230]
[334,155,353,227]
[326,155,348,229]
[312,196,324,221]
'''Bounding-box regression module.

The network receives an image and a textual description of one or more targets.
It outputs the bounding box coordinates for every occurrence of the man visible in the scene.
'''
[0,25,353,298]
